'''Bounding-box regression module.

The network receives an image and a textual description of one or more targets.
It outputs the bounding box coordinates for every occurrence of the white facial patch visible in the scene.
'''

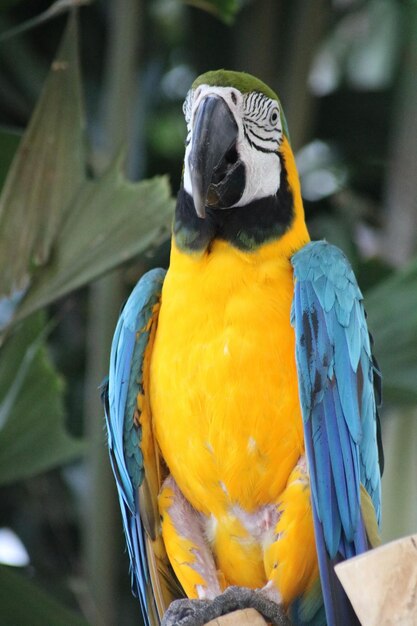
[183,85,283,208]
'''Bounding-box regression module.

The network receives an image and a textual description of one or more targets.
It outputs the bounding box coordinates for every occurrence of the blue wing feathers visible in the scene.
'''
[291,241,382,626]
[104,267,166,624]
[311,406,342,557]
[323,390,357,542]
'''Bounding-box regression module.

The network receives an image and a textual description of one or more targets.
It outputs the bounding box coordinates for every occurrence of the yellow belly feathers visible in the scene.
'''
[150,237,314,598]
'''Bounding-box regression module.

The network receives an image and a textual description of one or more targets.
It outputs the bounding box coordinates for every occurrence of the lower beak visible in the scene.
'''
[188,95,244,218]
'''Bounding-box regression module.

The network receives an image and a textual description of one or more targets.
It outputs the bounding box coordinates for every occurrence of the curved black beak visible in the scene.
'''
[188,95,243,218]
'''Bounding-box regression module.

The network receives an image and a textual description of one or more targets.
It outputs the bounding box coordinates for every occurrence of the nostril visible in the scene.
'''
[231,92,237,105]
[225,145,238,165]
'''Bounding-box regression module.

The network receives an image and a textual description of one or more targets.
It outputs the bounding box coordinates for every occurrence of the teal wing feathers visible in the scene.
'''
[103,267,166,626]
[291,241,383,626]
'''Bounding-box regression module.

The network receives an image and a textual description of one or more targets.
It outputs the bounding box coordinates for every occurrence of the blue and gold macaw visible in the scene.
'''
[103,71,383,626]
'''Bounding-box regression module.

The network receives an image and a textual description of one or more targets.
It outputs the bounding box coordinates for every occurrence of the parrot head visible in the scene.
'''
[176,69,308,253]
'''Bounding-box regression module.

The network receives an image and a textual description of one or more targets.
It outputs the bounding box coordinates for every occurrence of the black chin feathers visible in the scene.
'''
[174,158,294,253]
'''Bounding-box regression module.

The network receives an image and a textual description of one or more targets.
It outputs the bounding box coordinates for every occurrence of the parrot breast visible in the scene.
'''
[150,237,305,519]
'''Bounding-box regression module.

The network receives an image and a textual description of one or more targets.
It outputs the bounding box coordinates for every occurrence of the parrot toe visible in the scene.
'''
[161,597,213,626]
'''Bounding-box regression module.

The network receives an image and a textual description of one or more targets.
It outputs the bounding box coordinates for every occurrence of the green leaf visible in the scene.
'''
[0,565,89,626]
[183,0,243,24]
[17,166,173,320]
[0,128,20,190]
[0,13,174,325]
[0,313,84,485]
[0,13,85,298]
[366,256,417,405]
[0,1,91,43]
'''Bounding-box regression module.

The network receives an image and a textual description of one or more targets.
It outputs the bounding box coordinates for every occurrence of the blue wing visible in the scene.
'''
[103,268,167,626]
[291,241,383,626]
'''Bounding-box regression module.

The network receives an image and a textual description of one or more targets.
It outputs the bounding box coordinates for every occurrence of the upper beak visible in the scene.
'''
[188,95,239,218]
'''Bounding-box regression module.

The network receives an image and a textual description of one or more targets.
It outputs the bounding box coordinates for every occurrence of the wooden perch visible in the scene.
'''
[335,534,417,626]
[205,609,268,625]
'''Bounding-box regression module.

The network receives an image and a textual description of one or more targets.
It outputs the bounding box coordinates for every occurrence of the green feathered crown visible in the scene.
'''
[192,70,291,143]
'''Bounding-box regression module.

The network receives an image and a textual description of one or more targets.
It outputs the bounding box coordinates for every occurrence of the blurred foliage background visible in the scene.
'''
[0,0,416,624]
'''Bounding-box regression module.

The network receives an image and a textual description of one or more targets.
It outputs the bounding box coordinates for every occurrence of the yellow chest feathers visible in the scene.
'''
[150,239,305,515]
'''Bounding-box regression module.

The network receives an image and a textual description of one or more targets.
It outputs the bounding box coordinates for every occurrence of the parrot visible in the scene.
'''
[103,70,383,626]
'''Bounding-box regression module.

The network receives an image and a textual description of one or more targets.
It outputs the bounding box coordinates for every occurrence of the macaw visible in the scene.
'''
[103,70,383,626]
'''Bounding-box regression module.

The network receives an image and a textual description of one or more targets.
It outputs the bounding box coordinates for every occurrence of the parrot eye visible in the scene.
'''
[243,93,283,153]
[269,109,279,126]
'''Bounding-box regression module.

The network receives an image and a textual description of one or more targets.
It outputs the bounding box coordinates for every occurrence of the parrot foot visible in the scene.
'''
[161,598,212,626]
[162,586,291,626]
